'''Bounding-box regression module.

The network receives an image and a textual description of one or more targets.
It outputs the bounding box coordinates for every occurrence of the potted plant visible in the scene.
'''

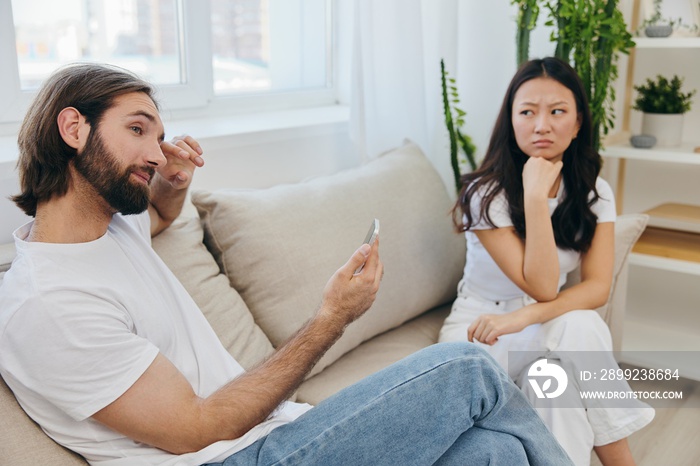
[637,0,698,38]
[639,0,675,37]
[633,74,696,146]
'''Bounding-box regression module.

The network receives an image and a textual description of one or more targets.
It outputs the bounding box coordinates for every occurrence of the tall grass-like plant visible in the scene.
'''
[441,59,477,194]
[512,0,635,150]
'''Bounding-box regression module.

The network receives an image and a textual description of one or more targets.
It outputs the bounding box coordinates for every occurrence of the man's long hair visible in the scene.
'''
[12,63,157,217]
[452,57,602,253]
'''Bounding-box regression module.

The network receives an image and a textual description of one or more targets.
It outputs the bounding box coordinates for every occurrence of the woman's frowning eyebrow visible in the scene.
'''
[517,100,572,107]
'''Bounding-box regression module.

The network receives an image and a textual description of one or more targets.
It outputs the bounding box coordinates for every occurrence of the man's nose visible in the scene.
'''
[147,142,167,167]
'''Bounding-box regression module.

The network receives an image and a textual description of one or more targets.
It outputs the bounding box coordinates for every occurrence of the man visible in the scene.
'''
[0,64,571,465]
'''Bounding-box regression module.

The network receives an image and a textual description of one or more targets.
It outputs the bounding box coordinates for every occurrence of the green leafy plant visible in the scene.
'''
[633,75,696,114]
[512,0,635,151]
[440,59,477,194]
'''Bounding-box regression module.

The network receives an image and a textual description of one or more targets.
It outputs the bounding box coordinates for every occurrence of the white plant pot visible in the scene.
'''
[641,113,684,147]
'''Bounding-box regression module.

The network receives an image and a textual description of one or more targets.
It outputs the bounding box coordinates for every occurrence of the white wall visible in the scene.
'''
[456,3,558,163]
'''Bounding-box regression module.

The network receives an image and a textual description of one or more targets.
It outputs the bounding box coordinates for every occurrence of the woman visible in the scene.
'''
[438,57,653,466]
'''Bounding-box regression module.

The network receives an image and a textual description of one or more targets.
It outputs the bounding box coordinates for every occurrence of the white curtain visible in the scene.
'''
[349,1,521,195]
[349,0,459,191]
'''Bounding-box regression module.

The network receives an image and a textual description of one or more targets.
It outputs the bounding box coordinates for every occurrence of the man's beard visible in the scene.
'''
[73,127,154,215]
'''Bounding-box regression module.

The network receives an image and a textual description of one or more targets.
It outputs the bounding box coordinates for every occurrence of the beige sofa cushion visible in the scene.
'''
[152,216,275,369]
[192,142,465,376]
[608,213,648,311]
[0,378,87,465]
[297,305,451,405]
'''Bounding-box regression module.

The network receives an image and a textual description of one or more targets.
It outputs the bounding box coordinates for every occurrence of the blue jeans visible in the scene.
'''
[204,343,572,465]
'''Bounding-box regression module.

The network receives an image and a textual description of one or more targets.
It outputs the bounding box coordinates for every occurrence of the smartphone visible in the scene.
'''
[355,218,380,274]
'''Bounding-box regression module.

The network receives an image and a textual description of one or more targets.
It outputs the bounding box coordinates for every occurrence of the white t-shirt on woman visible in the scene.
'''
[461,177,616,302]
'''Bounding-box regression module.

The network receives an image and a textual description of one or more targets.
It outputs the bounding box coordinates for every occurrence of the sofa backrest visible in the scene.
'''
[151,216,276,370]
[0,377,88,465]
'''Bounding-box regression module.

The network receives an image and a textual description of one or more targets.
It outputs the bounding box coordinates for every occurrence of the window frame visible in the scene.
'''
[0,0,338,126]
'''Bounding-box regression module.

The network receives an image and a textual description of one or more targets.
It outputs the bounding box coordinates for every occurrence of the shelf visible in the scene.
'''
[601,141,700,164]
[629,252,700,276]
[633,37,700,48]
[632,227,700,261]
[644,203,700,233]
[630,227,700,275]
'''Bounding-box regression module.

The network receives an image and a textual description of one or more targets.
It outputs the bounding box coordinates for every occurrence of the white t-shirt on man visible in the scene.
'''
[461,177,616,301]
[0,212,311,466]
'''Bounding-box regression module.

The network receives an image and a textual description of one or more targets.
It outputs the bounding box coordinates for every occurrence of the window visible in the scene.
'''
[0,0,335,124]
[211,0,331,95]
[12,0,183,90]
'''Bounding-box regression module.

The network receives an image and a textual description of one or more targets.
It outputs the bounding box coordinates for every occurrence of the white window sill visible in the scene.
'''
[0,105,351,179]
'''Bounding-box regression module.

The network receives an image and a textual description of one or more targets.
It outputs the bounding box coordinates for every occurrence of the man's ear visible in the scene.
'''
[57,107,87,150]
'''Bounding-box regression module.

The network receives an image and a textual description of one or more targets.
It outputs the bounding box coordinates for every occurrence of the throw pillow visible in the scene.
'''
[152,216,274,370]
[192,141,465,377]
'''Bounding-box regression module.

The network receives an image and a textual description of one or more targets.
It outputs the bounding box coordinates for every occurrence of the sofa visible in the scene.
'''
[0,141,648,465]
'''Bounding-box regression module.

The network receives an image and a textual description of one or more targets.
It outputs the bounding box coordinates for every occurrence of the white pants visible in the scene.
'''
[439,283,655,466]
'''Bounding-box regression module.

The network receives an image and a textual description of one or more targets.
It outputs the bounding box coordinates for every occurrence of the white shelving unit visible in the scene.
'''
[629,253,700,276]
[632,37,700,48]
[601,11,700,380]
[603,143,700,165]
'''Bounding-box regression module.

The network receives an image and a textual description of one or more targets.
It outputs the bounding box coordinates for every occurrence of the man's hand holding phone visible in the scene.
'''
[318,219,383,329]
[355,219,380,274]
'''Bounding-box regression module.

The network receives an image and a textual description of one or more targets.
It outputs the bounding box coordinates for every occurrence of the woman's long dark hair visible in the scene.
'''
[452,57,602,253]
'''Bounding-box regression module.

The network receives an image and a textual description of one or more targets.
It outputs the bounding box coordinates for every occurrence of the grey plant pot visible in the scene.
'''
[630,134,657,149]
[645,25,673,37]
